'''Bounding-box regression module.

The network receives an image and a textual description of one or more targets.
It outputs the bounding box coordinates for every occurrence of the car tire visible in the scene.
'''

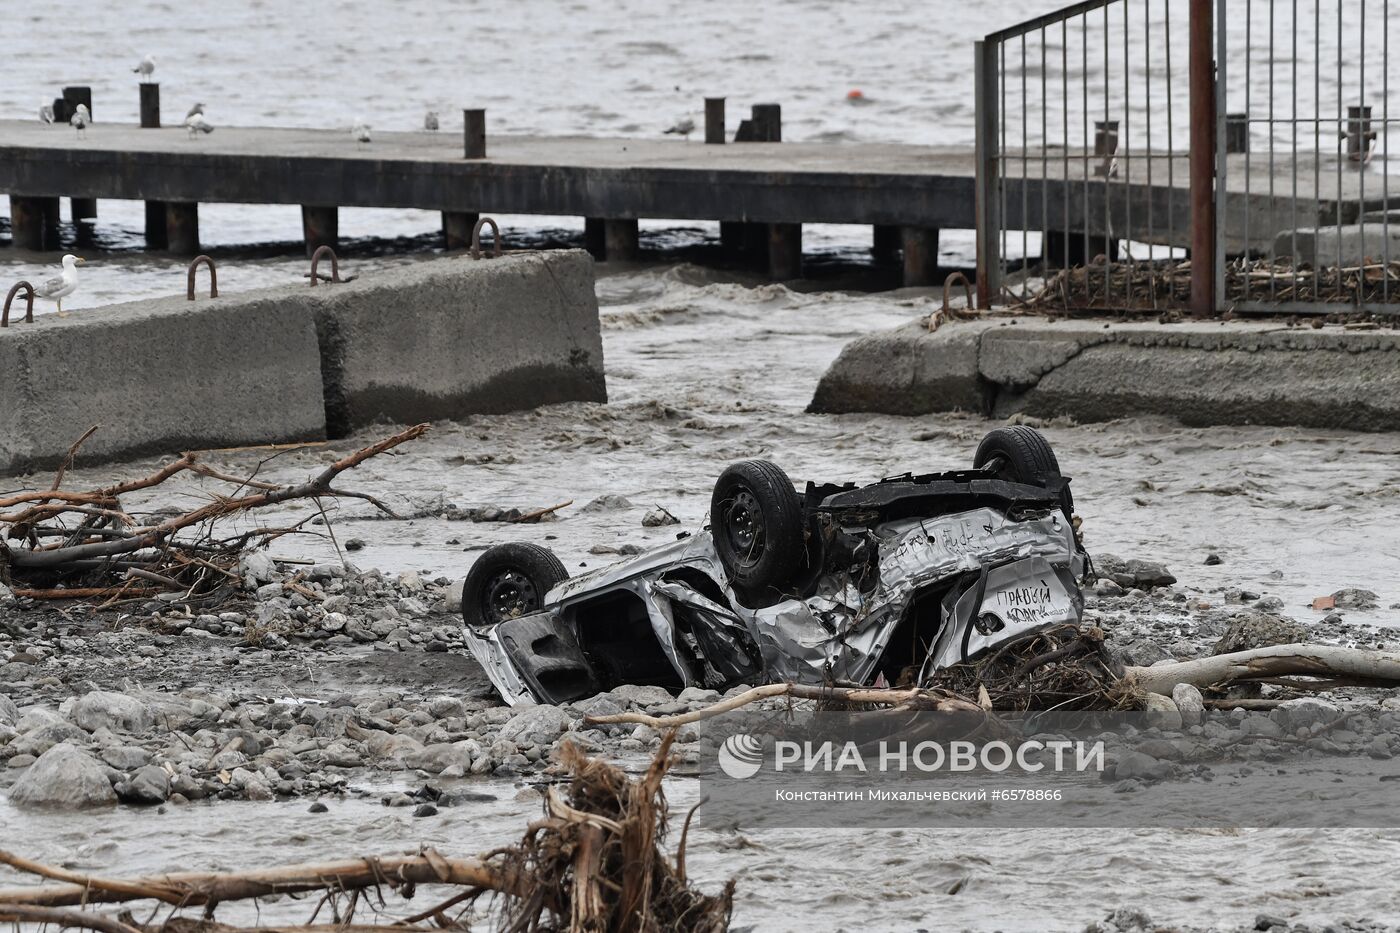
[461,543,569,629]
[974,426,1075,519]
[710,460,806,597]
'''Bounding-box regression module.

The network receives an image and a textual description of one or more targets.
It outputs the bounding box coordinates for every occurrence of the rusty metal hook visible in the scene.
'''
[470,216,503,259]
[186,256,218,301]
[2,281,35,327]
[309,245,341,286]
[943,271,974,312]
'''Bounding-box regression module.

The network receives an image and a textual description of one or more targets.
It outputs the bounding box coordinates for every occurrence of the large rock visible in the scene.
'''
[0,694,18,727]
[8,743,117,809]
[70,691,151,734]
[498,705,574,743]
[115,764,170,805]
[1212,611,1311,655]
[1171,684,1205,727]
[1095,555,1176,590]
[11,720,90,757]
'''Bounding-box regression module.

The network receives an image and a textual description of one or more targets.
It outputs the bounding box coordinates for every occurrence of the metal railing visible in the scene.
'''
[976,0,1400,315]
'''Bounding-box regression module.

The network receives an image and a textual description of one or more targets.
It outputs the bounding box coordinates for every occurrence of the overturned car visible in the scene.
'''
[461,426,1088,706]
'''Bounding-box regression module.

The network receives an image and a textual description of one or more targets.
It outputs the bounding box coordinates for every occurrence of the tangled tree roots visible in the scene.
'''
[923,624,1136,712]
[483,732,732,933]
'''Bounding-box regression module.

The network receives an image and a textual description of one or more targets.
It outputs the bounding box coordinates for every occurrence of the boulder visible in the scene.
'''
[1212,612,1310,655]
[1331,587,1378,610]
[8,743,118,809]
[1096,555,1176,590]
[70,691,151,734]
[100,745,153,771]
[402,742,474,774]
[1271,697,1342,731]
[0,694,18,727]
[1171,684,1205,727]
[1142,693,1183,731]
[606,684,675,708]
[115,764,170,804]
[498,705,574,743]
[12,721,90,758]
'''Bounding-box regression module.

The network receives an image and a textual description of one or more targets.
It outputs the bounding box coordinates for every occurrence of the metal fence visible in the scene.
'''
[976,0,1400,314]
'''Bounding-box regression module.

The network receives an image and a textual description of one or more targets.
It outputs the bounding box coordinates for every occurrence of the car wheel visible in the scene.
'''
[461,543,569,628]
[974,426,1075,519]
[710,460,806,596]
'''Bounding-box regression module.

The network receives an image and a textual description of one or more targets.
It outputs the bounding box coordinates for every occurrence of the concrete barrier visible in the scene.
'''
[0,291,325,474]
[0,250,607,474]
[811,318,1400,432]
[309,250,607,434]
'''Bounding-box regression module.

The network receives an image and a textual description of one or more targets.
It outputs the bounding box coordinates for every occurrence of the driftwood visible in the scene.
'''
[0,424,427,607]
[1122,643,1400,696]
[0,737,732,933]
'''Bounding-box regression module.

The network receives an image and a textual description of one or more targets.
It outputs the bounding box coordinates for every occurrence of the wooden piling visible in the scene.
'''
[751,103,781,142]
[768,223,802,280]
[463,109,486,159]
[705,98,726,144]
[872,225,901,263]
[901,227,940,287]
[584,217,606,259]
[139,84,161,128]
[69,197,97,226]
[9,196,59,251]
[301,205,339,256]
[442,211,479,251]
[165,202,200,255]
[603,219,639,262]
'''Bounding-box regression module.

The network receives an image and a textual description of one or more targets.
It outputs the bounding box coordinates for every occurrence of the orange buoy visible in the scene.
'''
[846,89,865,100]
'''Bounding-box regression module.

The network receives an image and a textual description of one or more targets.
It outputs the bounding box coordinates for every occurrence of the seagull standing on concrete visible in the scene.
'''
[663,116,696,137]
[352,118,371,145]
[35,254,85,316]
[70,103,90,136]
[133,54,156,82]
[185,102,205,121]
[185,111,214,138]
[424,110,439,131]
[39,103,54,124]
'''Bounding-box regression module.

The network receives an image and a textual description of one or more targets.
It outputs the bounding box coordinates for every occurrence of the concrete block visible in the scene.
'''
[0,292,325,474]
[309,251,607,433]
[808,319,993,415]
[1273,223,1400,267]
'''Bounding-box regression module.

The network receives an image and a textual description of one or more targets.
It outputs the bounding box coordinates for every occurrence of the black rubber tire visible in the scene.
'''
[710,460,806,595]
[461,543,569,629]
[973,425,1075,519]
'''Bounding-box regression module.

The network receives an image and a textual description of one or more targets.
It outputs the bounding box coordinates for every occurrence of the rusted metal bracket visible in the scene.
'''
[929,272,975,332]
[186,255,218,301]
[309,245,342,286]
[2,281,36,327]
[470,217,503,259]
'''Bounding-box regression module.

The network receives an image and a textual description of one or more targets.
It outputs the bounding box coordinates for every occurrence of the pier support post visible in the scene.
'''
[901,227,940,287]
[872,225,901,263]
[721,222,766,266]
[301,205,339,257]
[705,98,726,144]
[62,86,92,120]
[140,83,165,249]
[442,211,479,251]
[584,217,606,259]
[751,103,781,142]
[165,202,200,255]
[1188,0,1217,317]
[603,219,639,262]
[463,109,487,159]
[9,196,60,251]
[70,197,97,225]
[768,223,802,280]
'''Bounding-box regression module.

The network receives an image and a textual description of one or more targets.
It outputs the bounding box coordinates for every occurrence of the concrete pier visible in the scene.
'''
[165,202,199,255]
[442,211,479,251]
[8,196,60,251]
[901,227,939,287]
[810,317,1400,432]
[603,219,639,262]
[301,205,339,256]
[0,250,607,473]
[768,223,802,280]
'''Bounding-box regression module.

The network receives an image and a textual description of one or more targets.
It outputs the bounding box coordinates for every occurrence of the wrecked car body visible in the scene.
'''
[461,427,1087,706]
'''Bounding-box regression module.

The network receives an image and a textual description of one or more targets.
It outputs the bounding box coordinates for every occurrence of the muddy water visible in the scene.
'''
[6,263,1398,929]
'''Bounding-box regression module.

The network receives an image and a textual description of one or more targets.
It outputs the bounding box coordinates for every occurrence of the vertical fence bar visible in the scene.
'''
[1103,3,1111,306]
[1215,0,1229,310]
[1268,0,1278,302]
[974,39,1001,309]
[1062,16,1071,299]
[1244,0,1254,300]
[1021,34,1030,300]
[1040,25,1049,292]
[1358,0,1367,306]
[1082,13,1091,283]
[1167,0,1177,290]
[1336,1,1344,302]
[1292,0,1300,302]
[1145,0,1156,306]
[1384,0,1391,304]
[1315,0,1322,304]
[1190,0,1217,316]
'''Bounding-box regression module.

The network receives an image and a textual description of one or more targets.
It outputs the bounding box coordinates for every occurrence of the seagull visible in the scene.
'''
[185,102,205,121]
[35,254,85,317]
[133,54,156,82]
[70,103,90,136]
[352,119,371,145]
[424,110,439,131]
[663,116,696,137]
[39,104,54,124]
[185,111,214,138]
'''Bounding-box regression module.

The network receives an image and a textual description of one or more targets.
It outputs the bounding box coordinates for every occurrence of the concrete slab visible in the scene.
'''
[0,289,326,474]
[811,318,1400,432]
[308,250,607,434]
[1273,223,1400,266]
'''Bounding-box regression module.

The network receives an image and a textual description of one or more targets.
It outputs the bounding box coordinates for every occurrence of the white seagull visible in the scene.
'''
[185,111,214,138]
[185,102,205,121]
[424,110,439,131]
[351,119,371,145]
[36,254,85,316]
[70,103,90,136]
[663,116,696,137]
[133,54,156,82]
[39,103,54,124]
